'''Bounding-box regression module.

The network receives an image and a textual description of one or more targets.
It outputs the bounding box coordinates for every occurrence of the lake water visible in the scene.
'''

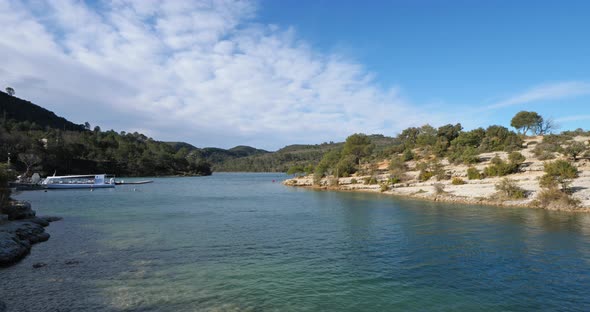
[2,173,590,311]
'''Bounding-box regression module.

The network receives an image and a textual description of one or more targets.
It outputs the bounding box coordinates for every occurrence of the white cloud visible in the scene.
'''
[556,115,590,123]
[488,81,590,109]
[0,0,447,150]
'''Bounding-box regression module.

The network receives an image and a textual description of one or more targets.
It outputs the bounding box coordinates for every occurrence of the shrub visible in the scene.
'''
[313,172,323,186]
[483,162,518,177]
[534,187,580,210]
[433,183,445,195]
[467,167,482,180]
[452,177,465,185]
[419,170,434,182]
[388,176,400,184]
[402,149,415,161]
[380,183,389,192]
[533,142,562,159]
[564,141,586,160]
[508,151,525,165]
[335,155,357,177]
[350,178,358,184]
[483,155,519,177]
[540,160,578,192]
[461,146,480,164]
[389,155,407,170]
[495,178,526,199]
[537,151,556,160]
[364,176,378,185]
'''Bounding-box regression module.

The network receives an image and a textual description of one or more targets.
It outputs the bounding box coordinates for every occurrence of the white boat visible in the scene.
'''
[41,174,116,189]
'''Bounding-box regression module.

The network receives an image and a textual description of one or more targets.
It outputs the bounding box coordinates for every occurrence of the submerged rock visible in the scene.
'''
[32,262,47,269]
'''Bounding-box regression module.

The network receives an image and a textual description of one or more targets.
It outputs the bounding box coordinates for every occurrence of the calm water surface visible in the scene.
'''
[2,173,590,311]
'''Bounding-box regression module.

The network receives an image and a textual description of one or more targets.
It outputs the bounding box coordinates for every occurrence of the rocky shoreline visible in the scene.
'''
[283,136,590,213]
[0,201,61,267]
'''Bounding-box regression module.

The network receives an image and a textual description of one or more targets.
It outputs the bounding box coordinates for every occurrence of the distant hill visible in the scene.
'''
[212,136,397,172]
[0,91,85,131]
[165,141,199,151]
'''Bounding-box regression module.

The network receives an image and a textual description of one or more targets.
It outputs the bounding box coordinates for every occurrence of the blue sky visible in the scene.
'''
[1,0,589,150]
[258,0,590,126]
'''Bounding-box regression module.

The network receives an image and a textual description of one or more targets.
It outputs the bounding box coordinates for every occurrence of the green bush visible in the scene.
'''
[564,142,586,160]
[467,167,482,180]
[380,183,389,192]
[495,178,526,199]
[540,160,578,192]
[335,155,357,177]
[533,142,562,159]
[402,149,415,161]
[537,151,556,160]
[364,176,378,185]
[419,170,434,182]
[508,151,525,165]
[452,177,466,185]
[350,178,358,184]
[389,155,407,171]
[534,187,580,209]
[483,155,519,177]
[461,146,480,164]
[388,176,401,184]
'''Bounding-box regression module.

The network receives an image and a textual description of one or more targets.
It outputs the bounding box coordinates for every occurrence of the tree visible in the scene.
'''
[415,124,437,146]
[18,153,41,177]
[510,111,543,135]
[342,133,374,165]
[84,122,91,130]
[287,165,305,175]
[437,123,463,142]
[396,127,420,149]
[5,87,15,96]
[538,117,559,135]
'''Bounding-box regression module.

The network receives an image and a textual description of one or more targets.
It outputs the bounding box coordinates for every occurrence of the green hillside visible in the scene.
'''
[0,91,84,131]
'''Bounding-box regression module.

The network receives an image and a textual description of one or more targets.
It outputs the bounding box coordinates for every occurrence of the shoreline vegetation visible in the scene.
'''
[284,112,590,212]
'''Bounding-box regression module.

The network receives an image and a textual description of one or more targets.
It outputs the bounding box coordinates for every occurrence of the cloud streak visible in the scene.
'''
[488,81,590,109]
[1,0,450,150]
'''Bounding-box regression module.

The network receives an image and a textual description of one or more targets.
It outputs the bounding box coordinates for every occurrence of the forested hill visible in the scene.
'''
[0,91,351,174]
[0,91,84,131]
[0,92,212,176]
[0,91,398,174]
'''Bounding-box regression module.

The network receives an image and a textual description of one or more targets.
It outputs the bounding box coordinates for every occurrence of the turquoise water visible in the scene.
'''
[2,173,590,311]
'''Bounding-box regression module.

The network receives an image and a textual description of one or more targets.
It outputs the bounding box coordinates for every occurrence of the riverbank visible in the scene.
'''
[284,136,590,212]
[0,201,61,267]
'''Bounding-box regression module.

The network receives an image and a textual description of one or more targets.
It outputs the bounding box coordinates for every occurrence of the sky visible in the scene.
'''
[1,0,589,150]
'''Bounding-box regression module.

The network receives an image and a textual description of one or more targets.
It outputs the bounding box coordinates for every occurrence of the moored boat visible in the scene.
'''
[41,174,115,189]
